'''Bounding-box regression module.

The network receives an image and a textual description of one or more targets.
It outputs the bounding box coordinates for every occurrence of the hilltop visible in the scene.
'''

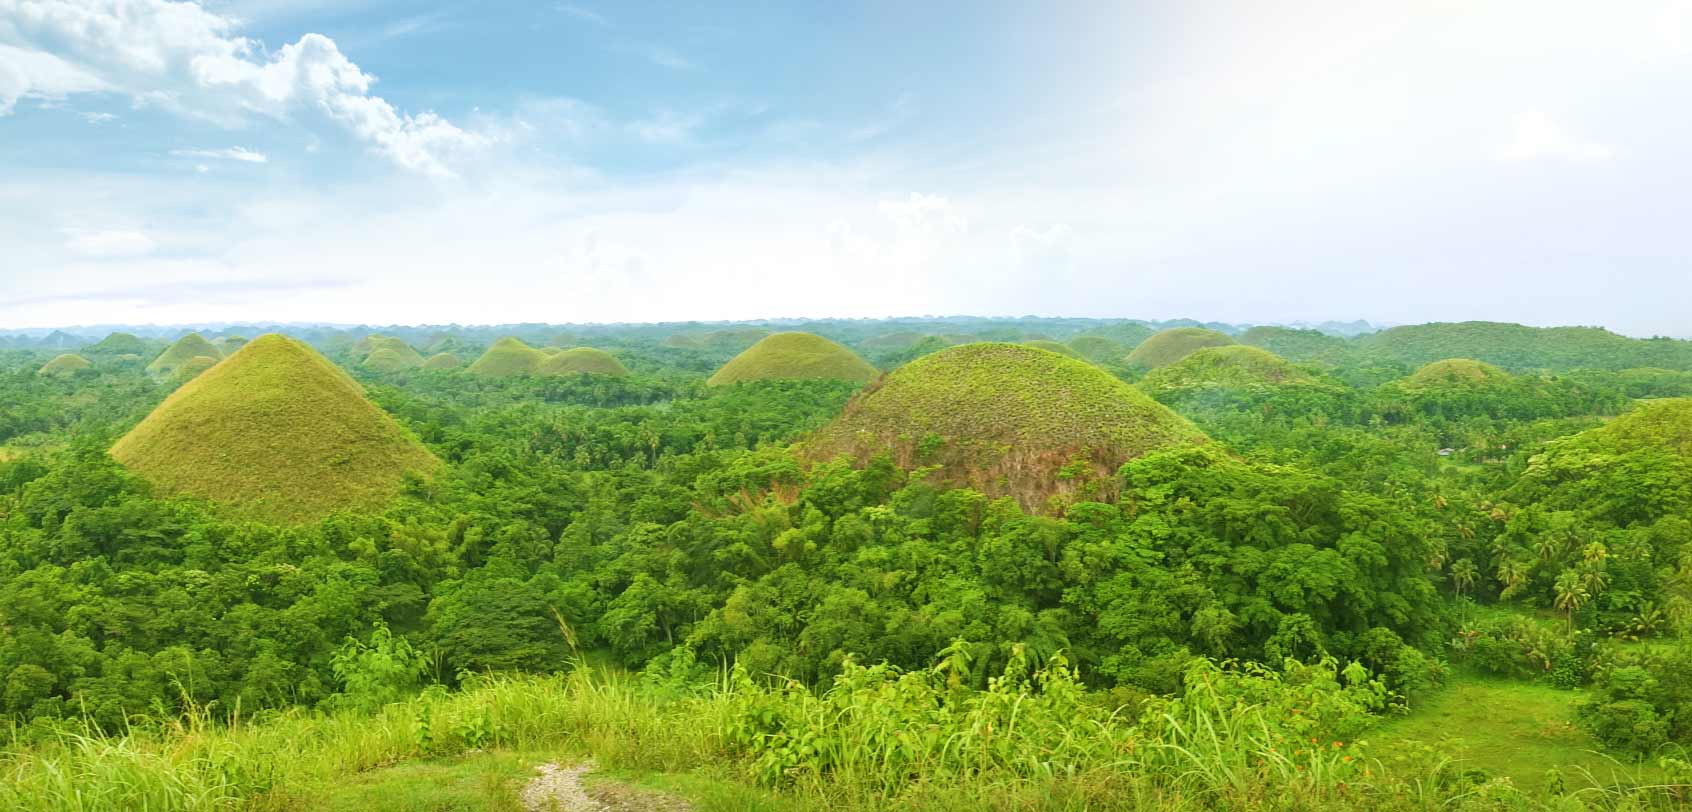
[83,332,151,356]
[1238,326,1349,363]
[468,337,547,377]
[36,353,91,377]
[111,334,440,524]
[1139,345,1314,395]
[707,332,880,386]
[422,352,462,370]
[1509,398,1692,523]
[805,342,1206,508]
[1022,339,1085,360]
[538,347,630,376]
[171,355,221,382]
[358,336,425,371]
[1126,327,1235,368]
[1067,335,1128,363]
[1402,358,1513,390]
[146,333,223,377]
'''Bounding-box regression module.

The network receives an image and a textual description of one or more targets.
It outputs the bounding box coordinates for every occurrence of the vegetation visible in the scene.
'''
[1239,326,1349,364]
[110,334,441,523]
[1066,335,1128,363]
[1127,327,1236,368]
[4,315,1692,811]
[1021,339,1085,360]
[146,333,223,378]
[83,332,152,357]
[1356,321,1692,371]
[707,332,879,386]
[538,347,630,377]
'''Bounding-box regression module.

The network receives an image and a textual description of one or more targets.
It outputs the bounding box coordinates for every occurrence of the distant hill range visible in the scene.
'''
[5,318,1692,372]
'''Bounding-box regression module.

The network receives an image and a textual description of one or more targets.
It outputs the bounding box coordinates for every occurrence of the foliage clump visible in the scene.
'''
[146,333,223,378]
[708,332,879,386]
[467,337,548,377]
[1126,327,1235,368]
[805,342,1207,508]
[538,347,630,377]
[111,334,440,524]
[1139,345,1314,396]
[1402,358,1512,391]
[36,353,92,377]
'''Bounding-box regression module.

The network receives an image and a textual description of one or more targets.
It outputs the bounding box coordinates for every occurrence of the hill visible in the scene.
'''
[1355,321,1692,371]
[1401,358,1513,391]
[146,333,223,377]
[172,355,221,382]
[467,337,548,377]
[1509,398,1692,524]
[1139,345,1314,395]
[1067,335,1128,363]
[1125,327,1236,368]
[83,332,151,356]
[364,347,422,373]
[422,352,462,370]
[538,347,630,377]
[1022,339,1085,360]
[1238,326,1349,363]
[111,334,440,524]
[36,353,91,377]
[707,332,879,386]
[217,336,249,354]
[805,343,1207,508]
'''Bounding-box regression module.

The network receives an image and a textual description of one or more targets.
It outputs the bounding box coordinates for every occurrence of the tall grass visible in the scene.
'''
[2,659,1685,812]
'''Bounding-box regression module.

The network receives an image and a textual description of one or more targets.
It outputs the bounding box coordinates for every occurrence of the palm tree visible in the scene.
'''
[1577,562,1609,598]
[1497,558,1532,599]
[1581,541,1608,564]
[1534,534,1564,562]
[1553,571,1590,632]
[1450,558,1479,599]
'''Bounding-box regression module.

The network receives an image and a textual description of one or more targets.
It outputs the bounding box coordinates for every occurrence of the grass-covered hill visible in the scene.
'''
[1138,345,1314,395]
[1022,339,1085,360]
[83,332,152,356]
[537,347,630,377]
[1355,321,1692,371]
[36,353,91,377]
[1125,327,1236,368]
[172,355,220,382]
[707,332,880,386]
[467,337,547,377]
[1066,335,1128,363]
[145,333,223,377]
[422,352,462,370]
[218,335,249,354]
[805,342,1207,508]
[1509,398,1692,522]
[1239,325,1349,363]
[358,337,425,371]
[664,327,771,351]
[110,334,440,524]
[1401,358,1513,391]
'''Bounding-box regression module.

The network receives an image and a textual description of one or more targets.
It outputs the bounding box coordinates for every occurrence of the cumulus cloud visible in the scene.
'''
[63,228,156,258]
[170,146,267,163]
[1497,111,1612,163]
[0,0,487,175]
[879,193,968,234]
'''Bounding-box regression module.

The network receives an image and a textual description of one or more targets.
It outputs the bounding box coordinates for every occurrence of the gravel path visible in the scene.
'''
[522,761,691,812]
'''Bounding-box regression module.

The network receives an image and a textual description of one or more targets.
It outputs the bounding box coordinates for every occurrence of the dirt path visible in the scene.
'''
[522,762,691,812]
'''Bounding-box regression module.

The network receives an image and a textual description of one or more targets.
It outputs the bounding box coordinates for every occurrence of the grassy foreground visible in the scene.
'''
[4,659,1688,812]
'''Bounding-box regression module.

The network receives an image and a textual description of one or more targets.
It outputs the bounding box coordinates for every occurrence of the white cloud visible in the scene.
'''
[555,3,612,27]
[0,0,487,176]
[79,110,117,124]
[1497,111,1612,163]
[170,146,268,163]
[878,193,968,234]
[0,42,108,113]
[63,228,156,258]
[627,108,703,144]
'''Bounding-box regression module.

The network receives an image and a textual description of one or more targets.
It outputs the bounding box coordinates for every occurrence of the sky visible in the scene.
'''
[1,1,1690,335]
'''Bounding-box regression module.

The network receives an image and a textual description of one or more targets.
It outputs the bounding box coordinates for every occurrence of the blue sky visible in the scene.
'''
[2,1,1690,335]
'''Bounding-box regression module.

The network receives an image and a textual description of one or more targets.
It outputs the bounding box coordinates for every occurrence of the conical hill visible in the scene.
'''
[707,332,879,386]
[538,347,630,377]
[1125,327,1235,368]
[147,333,223,377]
[1139,345,1313,395]
[38,354,92,377]
[111,334,440,524]
[468,337,547,377]
[1402,358,1511,390]
[804,343,1207,509]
